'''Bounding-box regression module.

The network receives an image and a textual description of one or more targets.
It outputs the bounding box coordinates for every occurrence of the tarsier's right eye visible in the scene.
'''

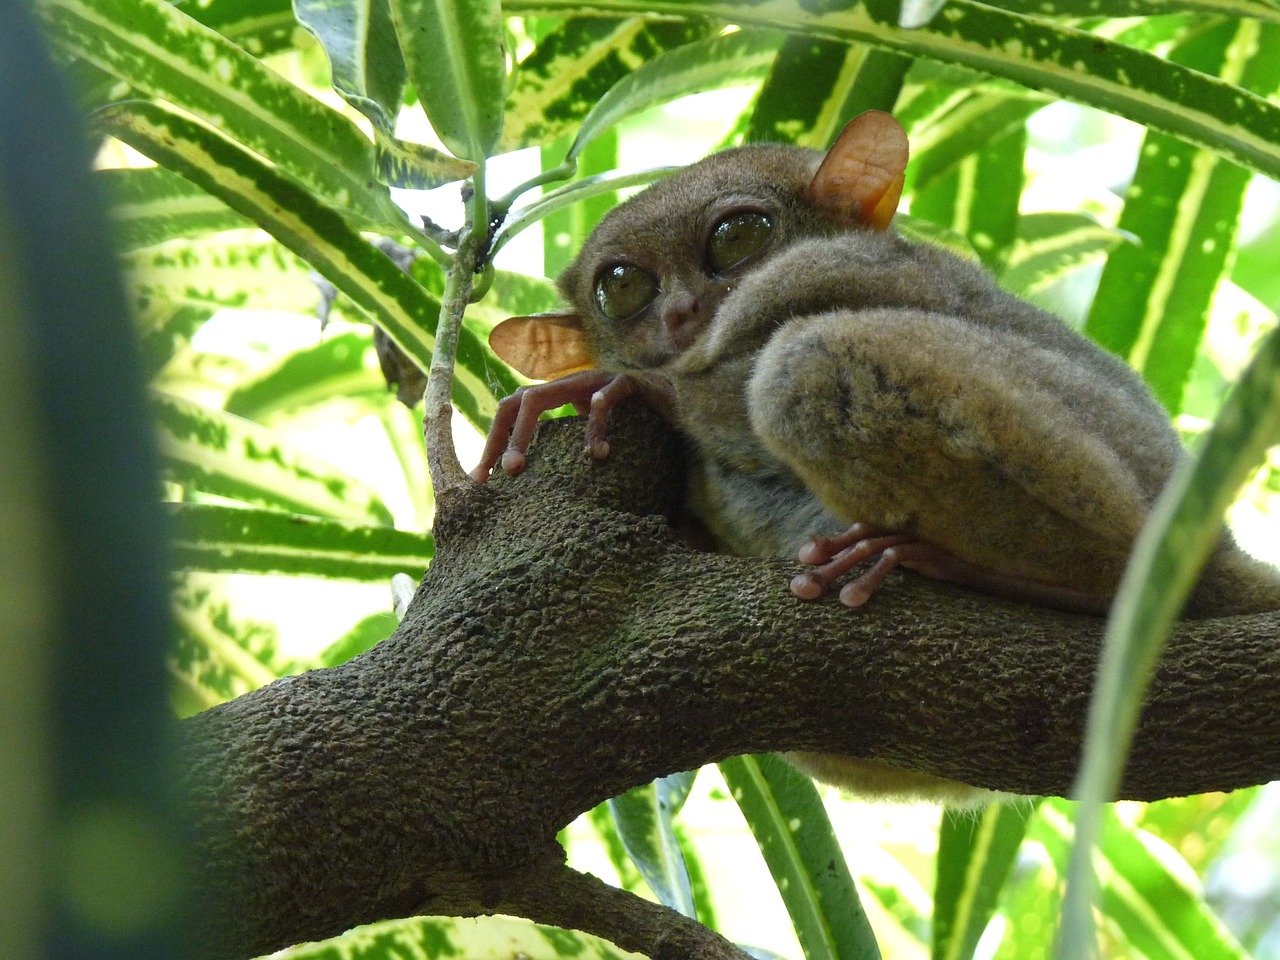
[595,264,659,321]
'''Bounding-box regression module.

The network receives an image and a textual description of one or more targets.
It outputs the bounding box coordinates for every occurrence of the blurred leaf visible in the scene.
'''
[567,28,782,162]
[171,583,286,712]
[36,0,408,229]
[225,332,384,420]
[138,303,216,378]
[720,754,881,960]
[904,92,1041,196]
[1139,790,1260,873]
[124,236,322,315]
[492,167,678,260]
[747,37,910,148]
[168,503,432,578]
[100,166,249,251]
[155,391,395,524]
[586,803,648,895]
[1042,800,1250,960]
[501,0,1280,183]
[318,611,399,667]
[542,128,617,277]
[933,802,1037,960]
[911,121,1025,271]
[1002,213,1128,300]
[1086,22,1280,414]
[1059,325,1280,959]
[97,101,516,430]
[390,0,505,159]
[900,0,949,28]
[503,17,710,151]
[896,213,980,260]
[979,0,1280,22]
[174,0,300,56]
[265,913,650,960]
[608,772,699,917]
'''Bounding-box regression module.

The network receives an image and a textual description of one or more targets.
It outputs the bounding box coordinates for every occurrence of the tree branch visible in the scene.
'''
[180,407,1280,959]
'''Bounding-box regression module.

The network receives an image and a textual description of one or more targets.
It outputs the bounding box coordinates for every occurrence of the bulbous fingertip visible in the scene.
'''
[790,574,823,601]
[501,448,527,475]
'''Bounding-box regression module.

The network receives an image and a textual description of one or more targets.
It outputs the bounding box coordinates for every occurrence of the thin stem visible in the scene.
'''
[493,159,578,215]
[425,165,487,497]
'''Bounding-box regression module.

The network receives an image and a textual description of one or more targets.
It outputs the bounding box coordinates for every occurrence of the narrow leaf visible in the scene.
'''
[1001,213,1128,300]
[608,772,699,917]
[154,390,395,525]
[1086,22,1280,414]
[100,166,249,250]
[1058,325,1280,959]
[97,101,515,429]
[503,0,1280,184]
[567,29,782,162]
[933,802,1036,960]
[225,332,386,421]
[720,754,881,960]
[36,0,407,229]
[168,503,432,579]
[391,0,505,159]
[503,17,710,152]
[1041,801,1249,960]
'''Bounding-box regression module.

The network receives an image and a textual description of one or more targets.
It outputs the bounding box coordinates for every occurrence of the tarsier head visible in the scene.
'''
[490,111,909,379]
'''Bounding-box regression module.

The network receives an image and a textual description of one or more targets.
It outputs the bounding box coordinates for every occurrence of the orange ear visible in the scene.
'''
[489,313,596,380]
[806,110,908,231]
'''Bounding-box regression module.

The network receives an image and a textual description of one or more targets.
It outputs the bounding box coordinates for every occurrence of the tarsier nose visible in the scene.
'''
[663,295,702,350]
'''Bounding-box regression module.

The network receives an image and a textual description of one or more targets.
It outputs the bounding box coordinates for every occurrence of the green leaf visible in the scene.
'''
[265,913,651,960]
[1041,800,1249,960]
[390,0,505,160]
[1086,22,1280,414]
[174,0,300,57]
[933,802,1036,960]
[1058,325,1280,960]
[980,0,1280,24]
[171,583,287,711]
[491,166,678,260]
[294,0,477,188]
[225,332,385,421]
[607,772,698,918]
[97,101,515,430]
[567,28,782,162]
[542,128,617,277]
[138,303,215,378]
[719,754,881,960]
[748,36,911,147]
[100,166,249,251]
[911,121,1025,271]
[124,235,324,315]
[503,0,1280,184]
[1001,213,1128,301]
[905,92,1042,195]
[503,17,710,152]
[168,503,432,579]
[586,803,649,895]
[317,611,399,666]
[36,0,408,230]
[154,390,395,524]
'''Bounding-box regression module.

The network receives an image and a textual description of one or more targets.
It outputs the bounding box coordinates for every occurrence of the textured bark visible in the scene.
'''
[180,408,1280,960]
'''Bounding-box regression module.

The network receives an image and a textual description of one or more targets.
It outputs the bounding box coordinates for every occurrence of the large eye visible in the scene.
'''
[706,211,773,275]
[594,263,659,321]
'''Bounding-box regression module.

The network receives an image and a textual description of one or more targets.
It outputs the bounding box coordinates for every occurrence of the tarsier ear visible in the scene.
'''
[489,313,596,380]
[806,110,909,231]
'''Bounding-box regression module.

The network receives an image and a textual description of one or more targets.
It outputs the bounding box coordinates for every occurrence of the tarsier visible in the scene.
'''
[473,112,1280,804]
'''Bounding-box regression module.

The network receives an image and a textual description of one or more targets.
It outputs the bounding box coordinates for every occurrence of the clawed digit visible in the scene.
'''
[470,370,678,484]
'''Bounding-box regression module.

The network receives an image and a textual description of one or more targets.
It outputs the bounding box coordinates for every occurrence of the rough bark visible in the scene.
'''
[180,407,1280,959]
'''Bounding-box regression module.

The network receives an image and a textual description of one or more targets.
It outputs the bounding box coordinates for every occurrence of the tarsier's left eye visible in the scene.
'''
[706,211,773,275]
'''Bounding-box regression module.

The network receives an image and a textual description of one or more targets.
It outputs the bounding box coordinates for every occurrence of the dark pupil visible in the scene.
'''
[708,212,772,274]
[596,264,657,321]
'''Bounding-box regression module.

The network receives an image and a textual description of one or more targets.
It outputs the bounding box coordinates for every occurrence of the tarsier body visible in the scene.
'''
[481,113,1280,804]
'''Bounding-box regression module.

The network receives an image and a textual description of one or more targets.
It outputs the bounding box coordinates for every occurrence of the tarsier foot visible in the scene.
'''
[791,523,1111,614]
[470,371,677,484]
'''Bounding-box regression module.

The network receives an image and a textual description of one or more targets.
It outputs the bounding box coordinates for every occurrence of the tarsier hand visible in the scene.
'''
[471,369,676,483]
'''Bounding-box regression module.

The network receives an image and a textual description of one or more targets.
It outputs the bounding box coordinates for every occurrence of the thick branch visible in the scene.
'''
[180,408,1280,959]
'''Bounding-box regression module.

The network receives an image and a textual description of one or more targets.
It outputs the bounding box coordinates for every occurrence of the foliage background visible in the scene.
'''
[21,0,1280,958]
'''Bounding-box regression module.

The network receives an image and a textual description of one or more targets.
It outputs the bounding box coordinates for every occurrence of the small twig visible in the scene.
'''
[424,167,488,496]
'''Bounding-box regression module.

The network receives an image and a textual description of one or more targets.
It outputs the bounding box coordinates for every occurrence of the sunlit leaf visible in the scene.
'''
[608,772,699,917]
